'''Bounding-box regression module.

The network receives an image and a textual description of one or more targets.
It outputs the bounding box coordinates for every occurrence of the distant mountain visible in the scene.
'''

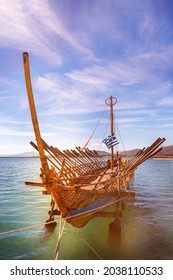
[1,150,109,158]
[122,148,140,156]
[0,151,39,158]
[122,145,173,158]
[94,150,110,156]
[154,145,173,157]
[1,145,173,158]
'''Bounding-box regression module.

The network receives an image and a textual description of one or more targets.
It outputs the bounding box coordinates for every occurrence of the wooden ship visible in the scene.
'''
[23,52,166,229]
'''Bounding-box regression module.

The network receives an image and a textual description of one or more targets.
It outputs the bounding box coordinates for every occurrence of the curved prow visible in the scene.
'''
[23,52,50,180]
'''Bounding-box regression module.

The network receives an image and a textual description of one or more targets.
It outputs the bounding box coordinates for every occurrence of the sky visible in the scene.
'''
[0,0,173,155]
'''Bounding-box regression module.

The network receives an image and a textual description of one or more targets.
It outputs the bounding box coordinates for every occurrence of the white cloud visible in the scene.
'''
[34,61,142,116]
[118,108,157,117]
[0,0,94,64]
[0,0,172,154]
[0,75,16,85]
[0,125,54,136]
[157,116,173,122]
[0,118,30,125]
[35,72,106,115]
[66,62,140,87]
[33,54,172,116]
[157,96,173,107]
[0,93,13,100]
[58,126,86,133]
[117,117,143,124]
[162,124,173,127]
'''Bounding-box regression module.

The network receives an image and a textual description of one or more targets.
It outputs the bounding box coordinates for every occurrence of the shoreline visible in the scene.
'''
[0,156,39,159]
[153,157,173,160]
[0,156,173,160]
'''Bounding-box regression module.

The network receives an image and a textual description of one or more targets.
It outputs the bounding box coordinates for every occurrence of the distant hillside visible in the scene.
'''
[122,145,173,158]
[154,145,173,157]
[0,151,39,158]
[122,149,140,156]
[1,146,172,158]
[94,150,110,156]
[0,150,108,158]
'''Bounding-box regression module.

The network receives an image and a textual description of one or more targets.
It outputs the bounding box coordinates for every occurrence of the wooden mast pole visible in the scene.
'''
[110,96,114,170]
[105,96,117,170]
[23,52,50,179]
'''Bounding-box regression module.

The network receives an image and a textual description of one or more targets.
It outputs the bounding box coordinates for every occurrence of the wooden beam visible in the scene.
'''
[23,52,50,180]
[25,181,46,187]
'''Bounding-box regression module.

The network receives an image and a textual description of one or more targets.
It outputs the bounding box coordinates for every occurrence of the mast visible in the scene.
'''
[105,96,117,170]
[110,96,114,170]
[23,52,50,180]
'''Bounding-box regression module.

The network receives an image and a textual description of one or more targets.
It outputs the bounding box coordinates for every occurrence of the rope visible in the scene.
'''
[0,220,57,237]
[53,198,127,260]
[54,214,67,260]
[73,228,103,260]
[81,106,107,151]
[115,121,128,157]
[99,118,109,151]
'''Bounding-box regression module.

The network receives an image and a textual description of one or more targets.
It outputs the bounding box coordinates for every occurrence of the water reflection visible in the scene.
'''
[39,223,57,245]
[108,217,121,248]
[1,158,173,259]
[108,201,126,249]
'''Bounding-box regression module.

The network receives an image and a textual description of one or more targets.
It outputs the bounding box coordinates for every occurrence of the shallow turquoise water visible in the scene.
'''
[0,158,173,260]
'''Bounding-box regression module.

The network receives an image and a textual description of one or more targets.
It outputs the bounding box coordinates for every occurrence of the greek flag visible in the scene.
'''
[102,133,119,149]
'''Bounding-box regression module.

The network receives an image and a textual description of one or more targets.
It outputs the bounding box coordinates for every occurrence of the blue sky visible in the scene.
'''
[0,0,173,155]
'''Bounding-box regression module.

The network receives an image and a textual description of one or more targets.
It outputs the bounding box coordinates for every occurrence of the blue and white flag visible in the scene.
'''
[102,133,119,149]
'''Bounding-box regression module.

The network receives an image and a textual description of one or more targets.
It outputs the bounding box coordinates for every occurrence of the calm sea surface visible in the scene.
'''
[0,157,173,260]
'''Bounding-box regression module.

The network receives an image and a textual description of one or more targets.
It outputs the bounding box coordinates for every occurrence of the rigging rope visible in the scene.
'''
[0,220,58,237]
[115,121,128,157]
[0,195,130,239]
[99,117,109,151]
[54,214,66,260]
[73,228,103,260]
[81,106,107,151]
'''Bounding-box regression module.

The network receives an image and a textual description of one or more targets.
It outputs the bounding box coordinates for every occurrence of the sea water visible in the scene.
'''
[0,157,173,260]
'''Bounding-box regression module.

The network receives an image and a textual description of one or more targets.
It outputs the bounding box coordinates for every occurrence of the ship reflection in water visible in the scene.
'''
[108,217,122,248]
[108,201,126,249]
